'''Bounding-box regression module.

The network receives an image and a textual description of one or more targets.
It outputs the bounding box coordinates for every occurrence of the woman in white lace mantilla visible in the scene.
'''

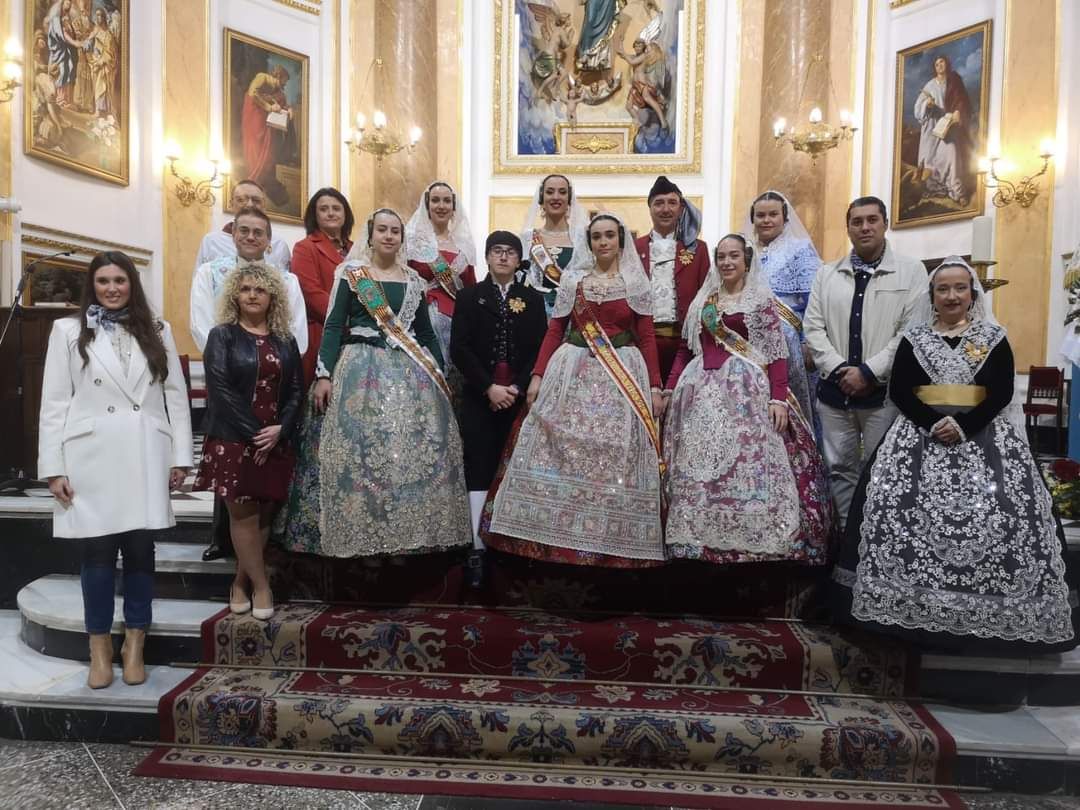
[663,234,833,564]
[276,208,472,560]
[486,213,666,567]
[520,174,589,315]
[745,191,822,439]
[832,257,1077,652]
[405,181,477,374]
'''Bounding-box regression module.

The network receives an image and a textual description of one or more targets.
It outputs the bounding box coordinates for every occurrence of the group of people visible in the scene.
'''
[39,173,1078,689]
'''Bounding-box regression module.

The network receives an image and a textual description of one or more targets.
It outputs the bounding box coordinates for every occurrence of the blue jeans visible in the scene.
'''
[80,531,155,635]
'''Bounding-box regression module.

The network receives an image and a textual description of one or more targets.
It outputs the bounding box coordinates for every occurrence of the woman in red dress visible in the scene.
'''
[194,263,303,620]
[405,181,477,383]
[291,187,355,385]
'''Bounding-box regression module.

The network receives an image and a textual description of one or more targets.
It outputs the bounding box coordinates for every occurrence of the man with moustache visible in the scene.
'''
[450,231,547,587]
[634,175,710,383]
[190,206,307,561]
[804,196,925,529]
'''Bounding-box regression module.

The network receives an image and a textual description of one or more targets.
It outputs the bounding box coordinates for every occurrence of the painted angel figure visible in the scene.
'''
[617,17,668,131]
[528,3,575,102]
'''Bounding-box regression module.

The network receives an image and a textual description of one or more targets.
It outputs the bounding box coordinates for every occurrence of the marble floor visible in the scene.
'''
[0,738,1077,810]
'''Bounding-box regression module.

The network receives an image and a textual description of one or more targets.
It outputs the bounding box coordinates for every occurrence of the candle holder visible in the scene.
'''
[970,259,1008,291]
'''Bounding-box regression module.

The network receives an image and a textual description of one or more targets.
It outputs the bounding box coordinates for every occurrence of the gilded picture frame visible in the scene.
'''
[23,0,130,185]
[494,0,705,175]
[223,29,309,225]
[891,20,992,229]
[22,250,87,308]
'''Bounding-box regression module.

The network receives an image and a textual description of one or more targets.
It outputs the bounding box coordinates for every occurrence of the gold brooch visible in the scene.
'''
[964,342,989,362]
[678,249,694,266]
[508,297,526,314]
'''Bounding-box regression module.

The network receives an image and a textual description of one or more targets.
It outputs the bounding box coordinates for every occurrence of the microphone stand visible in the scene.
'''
[0,250,75,492]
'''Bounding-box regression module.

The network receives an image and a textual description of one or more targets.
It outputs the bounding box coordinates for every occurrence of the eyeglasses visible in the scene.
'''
[488,247,519,258]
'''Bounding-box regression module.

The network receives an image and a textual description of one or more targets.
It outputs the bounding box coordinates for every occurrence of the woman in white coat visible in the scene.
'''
[38,251,193,689]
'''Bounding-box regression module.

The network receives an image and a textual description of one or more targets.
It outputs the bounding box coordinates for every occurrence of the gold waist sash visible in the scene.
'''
[914,384,986,406]
[653,323,681,339]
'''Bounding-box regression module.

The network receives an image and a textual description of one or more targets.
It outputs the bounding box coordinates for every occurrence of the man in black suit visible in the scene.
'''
[451,230,548,587]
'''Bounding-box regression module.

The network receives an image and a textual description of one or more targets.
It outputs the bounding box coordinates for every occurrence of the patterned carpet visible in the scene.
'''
[136,603,961,807]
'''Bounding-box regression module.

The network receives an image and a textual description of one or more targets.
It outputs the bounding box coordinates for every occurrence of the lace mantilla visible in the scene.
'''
[685,278,787,364]
[906,321,1005,385]
[552,213,653,318]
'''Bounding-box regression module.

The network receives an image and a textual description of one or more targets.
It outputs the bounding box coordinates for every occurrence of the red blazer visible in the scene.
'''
[633,233,711,326]
[291,230,351,385]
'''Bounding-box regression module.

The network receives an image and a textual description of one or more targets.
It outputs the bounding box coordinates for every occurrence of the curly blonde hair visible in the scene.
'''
[215,263,293,339]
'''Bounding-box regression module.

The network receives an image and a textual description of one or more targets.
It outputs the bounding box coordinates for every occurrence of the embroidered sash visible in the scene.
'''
[345,265,453,401]
[425,253,467,300]
[530,232,563,286]
[773,298,803,334]
[701,294,809,427]
[570,285,665,475]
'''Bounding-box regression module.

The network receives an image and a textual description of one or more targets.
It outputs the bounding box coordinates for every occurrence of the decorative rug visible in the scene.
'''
[137,747,967,809]
[204,604,915,696]
[136,603,957,806]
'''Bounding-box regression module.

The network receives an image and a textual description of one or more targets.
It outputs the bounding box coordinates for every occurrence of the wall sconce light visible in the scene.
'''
[977,139,1055,208]
[0,38,23,103]
[163,141,230,207]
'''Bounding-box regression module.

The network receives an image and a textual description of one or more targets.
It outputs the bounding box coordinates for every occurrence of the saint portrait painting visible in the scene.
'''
[23,0,128,184]
[223,29,308,224]
[892,21,992,228]
[495,0,704,174]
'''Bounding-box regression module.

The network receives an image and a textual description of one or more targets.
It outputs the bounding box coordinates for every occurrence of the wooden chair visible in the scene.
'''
[1023,366,1065,455]
[177,354,207,411]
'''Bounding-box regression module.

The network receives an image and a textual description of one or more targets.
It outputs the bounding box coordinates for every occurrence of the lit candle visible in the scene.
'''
[2,61,20,81]
[373,110,387,130]
[355,112,366,130]
[163,140,182,162]
[773,118,785,137]
[839,108,850,125]
[218,159,232,176]
[977,156,992,174]
[409,126,422,145]
[1039,137,1057,158]
[809,107,823,124]
[971,215,994,264]
[3,37,22,61]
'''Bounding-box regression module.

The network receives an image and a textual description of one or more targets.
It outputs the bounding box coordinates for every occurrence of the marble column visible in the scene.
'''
[756,0,832,249]
[370,0,439,216]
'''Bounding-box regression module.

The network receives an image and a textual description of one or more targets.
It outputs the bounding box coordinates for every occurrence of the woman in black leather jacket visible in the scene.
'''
[193,263,302,620]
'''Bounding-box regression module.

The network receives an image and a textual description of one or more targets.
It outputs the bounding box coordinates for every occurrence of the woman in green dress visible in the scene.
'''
[277,208,472,557]
[520,174,588,316]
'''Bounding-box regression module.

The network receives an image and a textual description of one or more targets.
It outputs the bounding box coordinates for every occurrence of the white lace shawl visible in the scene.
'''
[404,181,477,267]
[551,213,653,318]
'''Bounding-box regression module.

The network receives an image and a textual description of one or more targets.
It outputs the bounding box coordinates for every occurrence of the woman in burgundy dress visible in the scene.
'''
[194,263,302,620]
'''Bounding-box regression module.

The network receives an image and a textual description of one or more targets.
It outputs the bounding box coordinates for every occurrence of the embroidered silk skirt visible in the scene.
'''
[487,343,664,567]
[663,355,833,564]
[276,342,472,558]
[831,413,1077,653]
[429,303,467,429]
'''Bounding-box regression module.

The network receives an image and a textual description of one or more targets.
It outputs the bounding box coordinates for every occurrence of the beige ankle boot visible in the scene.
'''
[87,634,114,689]
[121,628,146,686]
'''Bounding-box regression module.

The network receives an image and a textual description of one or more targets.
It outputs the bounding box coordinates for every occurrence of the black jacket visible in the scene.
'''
[450,276,548,397]
[202,323,303,444]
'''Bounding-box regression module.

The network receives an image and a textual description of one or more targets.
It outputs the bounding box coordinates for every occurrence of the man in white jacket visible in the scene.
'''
[190,206,306,561]
[804,196,926,529]
[194,179,292,271]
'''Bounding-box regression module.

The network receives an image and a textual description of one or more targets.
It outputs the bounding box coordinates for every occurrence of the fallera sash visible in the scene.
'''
[530,232,563,286]
[570,284,665,476]
[773,298,803,334]
[425,252,468,301]
[345,265,453,401]
[701,293,810,428]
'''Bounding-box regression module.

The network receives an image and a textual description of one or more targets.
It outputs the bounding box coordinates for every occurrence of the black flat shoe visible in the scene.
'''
[202,544,232,562]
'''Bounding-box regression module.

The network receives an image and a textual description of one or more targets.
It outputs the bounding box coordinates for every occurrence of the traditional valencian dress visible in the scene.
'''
[520,177,589,315]
[277,251,472,558]
[487,218,666,567]
[832,260,1077,653]
[663,264,832,564]
[747,192,822,437]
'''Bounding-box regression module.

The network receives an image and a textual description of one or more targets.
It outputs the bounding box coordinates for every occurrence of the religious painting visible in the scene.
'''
[223,29,308,224]
[891,21,991,229]
[495,0,705,174]
[22,251,87,307]
[23,0,129,185]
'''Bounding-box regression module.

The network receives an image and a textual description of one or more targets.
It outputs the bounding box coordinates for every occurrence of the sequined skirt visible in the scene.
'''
[489,343,664,564]
[275,342,472,558]
[663,355,832,564]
